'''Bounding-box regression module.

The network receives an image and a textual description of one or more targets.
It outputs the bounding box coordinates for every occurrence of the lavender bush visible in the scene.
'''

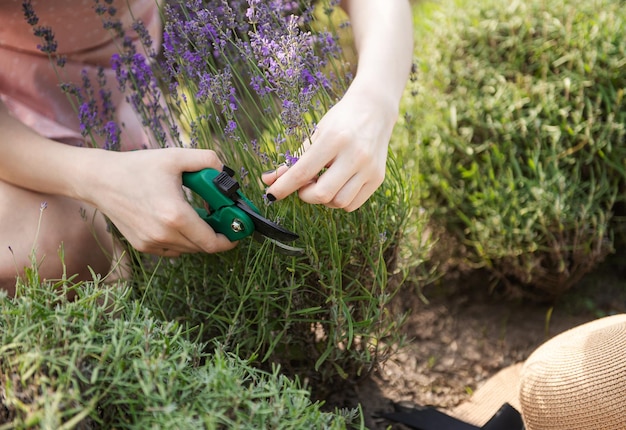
[407,0,626,299]
[1,267,359,429]
[148,0,413,387]
[58,0,418,391]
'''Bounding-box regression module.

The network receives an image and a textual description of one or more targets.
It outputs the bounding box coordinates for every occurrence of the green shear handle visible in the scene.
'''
[182,167,257,242]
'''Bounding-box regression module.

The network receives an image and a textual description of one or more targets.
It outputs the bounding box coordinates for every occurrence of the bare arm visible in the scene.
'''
[0,100,236,255]
[340,0,414,114]
[262,0,413,211]
[0,101,83,198]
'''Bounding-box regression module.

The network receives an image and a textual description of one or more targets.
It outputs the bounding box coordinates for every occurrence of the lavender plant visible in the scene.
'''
[25,0,415,392]
[138,0,413,388]
[1,272,359,429]
[409,0,626,300]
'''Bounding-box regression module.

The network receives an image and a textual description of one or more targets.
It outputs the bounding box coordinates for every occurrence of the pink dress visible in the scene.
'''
[0,0,162,148]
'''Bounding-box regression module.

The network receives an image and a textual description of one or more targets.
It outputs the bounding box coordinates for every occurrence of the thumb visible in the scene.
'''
[174,148,224,173]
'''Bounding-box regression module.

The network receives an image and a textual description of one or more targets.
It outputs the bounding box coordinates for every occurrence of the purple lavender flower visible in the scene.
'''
[22,0,66,67]
[68,69,121,149]
[131,20,157,59]
[244,3,338,141]
[158,0,349,167]
[55,56,67,67]
[93,3,116,17]
[245,0,261,22]
[225,119,238,136]
[284,149,299,166]
[240,165,249,182]
[21,1,38,25]
[29,20,57,53]
[97,69,115,120]
[110,51,173,147]
[94,0,124,38]
[103,121,121,151]
[78,101,97,135]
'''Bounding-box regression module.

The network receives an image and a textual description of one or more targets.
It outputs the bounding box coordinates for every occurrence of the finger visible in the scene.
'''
[107,214,198,256]
[342,163,386,211]
[342,180,380,212]
[264,134,332,201]
[147,227,236,255]
[132,238,189,256]
[136,203,237,255]
[172,147,224,173]
[325,173,365,210]
[298,146,368,205]
[142,230,230,256]
[302,163,384,211]
[194,232,238,254]
[261,164,290,186]
[185,233,239,254]
[155,247,182,258]
[297,167,359,207]
[265,154,333,201]
[177,206,238,254]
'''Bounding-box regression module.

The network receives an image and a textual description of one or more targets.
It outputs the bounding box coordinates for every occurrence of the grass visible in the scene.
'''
[404,0,626,300]
[0,268,361,429]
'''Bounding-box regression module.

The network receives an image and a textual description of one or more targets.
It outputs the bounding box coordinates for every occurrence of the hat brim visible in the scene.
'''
[451,362,523,426]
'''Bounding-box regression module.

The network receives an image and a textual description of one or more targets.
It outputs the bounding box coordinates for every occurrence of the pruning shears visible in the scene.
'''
[182,166,304,256]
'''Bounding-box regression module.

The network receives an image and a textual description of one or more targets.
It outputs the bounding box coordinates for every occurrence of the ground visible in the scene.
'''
[326,250,626,429]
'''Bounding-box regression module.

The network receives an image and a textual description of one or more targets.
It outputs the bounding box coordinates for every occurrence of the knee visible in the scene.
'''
[0,276,17,298]
[0,198,114,291]
[519,314,626,430]
[36,205,115,281]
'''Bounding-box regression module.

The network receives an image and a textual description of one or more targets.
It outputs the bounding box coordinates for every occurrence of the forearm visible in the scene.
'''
[340,0,414,111]
[0,100,101,202]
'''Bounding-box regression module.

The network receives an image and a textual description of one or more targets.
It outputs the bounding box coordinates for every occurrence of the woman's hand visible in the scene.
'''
[80,147,237,256]
[262,85,397,212]
[262,0,413,212]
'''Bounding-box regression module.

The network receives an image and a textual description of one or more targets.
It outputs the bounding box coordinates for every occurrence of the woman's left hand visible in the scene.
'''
[261,86,398,212]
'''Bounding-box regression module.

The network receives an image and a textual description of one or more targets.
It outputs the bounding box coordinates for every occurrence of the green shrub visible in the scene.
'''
[0,273,359,429]
[132,151,412,391]
[407,0,626,299]
[126,1,420,392]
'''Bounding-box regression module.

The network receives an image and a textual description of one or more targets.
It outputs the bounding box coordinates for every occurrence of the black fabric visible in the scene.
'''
[481,404,524,430]
[380,405,480,430]
[380,403,524,430]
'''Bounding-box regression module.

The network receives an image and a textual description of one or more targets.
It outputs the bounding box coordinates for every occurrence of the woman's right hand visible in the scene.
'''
[78,147,238,257]
[2,100,236,258]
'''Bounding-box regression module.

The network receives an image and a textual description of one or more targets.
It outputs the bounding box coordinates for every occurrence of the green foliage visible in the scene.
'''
[408,0,626,299]
[133,150,412,389]
[0,274,359,429]
[127,1,420,389]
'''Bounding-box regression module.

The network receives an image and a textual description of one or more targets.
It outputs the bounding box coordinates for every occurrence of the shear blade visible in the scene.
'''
[234,199,299,243]
[253,233,305,256]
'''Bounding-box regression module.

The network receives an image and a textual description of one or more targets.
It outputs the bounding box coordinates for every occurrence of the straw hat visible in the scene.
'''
[518,313,626,430]
[454,313,626,430]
